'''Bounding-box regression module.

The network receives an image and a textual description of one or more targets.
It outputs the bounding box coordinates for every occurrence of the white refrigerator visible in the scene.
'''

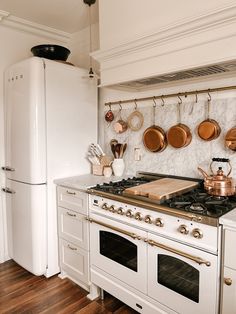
[2,57,97,277]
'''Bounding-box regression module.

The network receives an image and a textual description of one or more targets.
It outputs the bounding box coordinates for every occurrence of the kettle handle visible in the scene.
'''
[210,158,232,176]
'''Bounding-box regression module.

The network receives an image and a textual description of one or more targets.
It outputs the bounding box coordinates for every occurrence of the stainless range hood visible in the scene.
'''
[112,60,236,91]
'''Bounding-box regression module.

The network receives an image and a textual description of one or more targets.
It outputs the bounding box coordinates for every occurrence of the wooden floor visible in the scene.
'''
[0,260,138,314]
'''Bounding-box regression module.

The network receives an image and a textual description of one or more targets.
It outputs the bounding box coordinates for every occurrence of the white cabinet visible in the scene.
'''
[221,229,236,314]
[57,186,90,291]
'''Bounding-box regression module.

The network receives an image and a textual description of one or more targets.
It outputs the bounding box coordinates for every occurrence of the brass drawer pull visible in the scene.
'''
[66,211,76,217]
[67,244,77,251]
[87,218,142,240]
[66,190,76,195]
[147,239,211,267]
[224,278,232,286]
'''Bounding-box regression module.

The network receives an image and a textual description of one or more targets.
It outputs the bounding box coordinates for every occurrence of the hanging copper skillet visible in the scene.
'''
[225,114,236,151]
[197,93,221,141]
[167,98,192,148]
[143,99,167,152]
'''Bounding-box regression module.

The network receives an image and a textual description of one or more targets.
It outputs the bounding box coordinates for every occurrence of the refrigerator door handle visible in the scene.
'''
[2,166,15,172]
[2,187,16,194]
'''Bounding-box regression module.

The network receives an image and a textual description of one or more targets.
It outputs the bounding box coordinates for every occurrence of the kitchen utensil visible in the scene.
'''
[127,102,144,131]
[167,100,192,148]
[113,105,128,134]
[124,178,198,203]
[142,100,167,152]
[225,126,236,151]
[198,158,236,196]
[31,45,70,61]
[197,94,221,141]
[105,105,114,122]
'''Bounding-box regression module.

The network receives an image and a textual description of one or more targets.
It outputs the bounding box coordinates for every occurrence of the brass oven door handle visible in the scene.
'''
[87,217,142,240]
[147,239,211,267]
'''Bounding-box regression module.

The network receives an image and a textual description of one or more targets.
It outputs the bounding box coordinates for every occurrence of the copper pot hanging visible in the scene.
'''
[143,99,167,152]
[197,93,221,141]
[167,98,192,148]
[225,125,236,151]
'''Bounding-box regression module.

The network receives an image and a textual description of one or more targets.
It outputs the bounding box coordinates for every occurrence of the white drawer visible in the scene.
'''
[59,239,89,285]
[58,206,89,250]
[224,229,236,269]
[57,186,88,215]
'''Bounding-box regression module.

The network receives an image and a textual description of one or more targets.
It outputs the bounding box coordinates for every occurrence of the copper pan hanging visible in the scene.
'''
[167,97,192,148]
[197,92,221,141]
[225,125,236,151]
[143,98,167,153]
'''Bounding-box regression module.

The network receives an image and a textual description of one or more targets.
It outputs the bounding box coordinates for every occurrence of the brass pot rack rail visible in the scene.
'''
[104,85,236,107]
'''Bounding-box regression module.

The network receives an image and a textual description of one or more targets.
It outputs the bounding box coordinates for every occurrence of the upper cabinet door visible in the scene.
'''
[4,58,46,184]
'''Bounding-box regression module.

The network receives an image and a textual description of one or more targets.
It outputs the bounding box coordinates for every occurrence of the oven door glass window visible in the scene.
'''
[158,254,199,303]
[100,231,137,272]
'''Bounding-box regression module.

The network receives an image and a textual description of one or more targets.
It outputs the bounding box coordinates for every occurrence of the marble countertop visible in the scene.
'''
[219,208,236,229]
[54,173,128,192]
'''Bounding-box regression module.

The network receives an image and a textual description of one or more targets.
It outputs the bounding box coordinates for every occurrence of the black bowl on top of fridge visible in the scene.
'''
[31,45,71,61]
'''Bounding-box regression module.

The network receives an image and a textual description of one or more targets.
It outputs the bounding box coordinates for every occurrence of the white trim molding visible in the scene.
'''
[0,12,71,43]
[92,2,236,87]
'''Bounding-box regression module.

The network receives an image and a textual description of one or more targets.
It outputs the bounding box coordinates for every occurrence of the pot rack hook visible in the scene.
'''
[195,91,198,103]
[108,103,112,111]
[119,101,122,111]
[153,97,157,107]
[207,90,212,102]
[178,94,182,105]
[134,99,138,110]
[161,95,165,106]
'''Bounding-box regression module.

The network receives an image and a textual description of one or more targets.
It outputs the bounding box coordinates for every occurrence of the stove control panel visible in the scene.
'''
[90,195,218,253]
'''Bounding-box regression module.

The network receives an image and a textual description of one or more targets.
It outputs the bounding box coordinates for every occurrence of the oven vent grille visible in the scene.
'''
[116,61,236,89]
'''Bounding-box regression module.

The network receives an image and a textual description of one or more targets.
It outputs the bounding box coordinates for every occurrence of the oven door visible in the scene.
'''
[89,214,147,293]
[147,232,218,314]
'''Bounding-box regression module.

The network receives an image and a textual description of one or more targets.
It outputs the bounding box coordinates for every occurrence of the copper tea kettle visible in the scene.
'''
[198,158,236,196]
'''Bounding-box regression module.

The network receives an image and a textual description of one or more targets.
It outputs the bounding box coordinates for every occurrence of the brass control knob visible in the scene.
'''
[134,212,142,221]
[178,224,189,235]
[192,228,203,239]
[109,205,116,213]
[224,278,232,286]
[126,209,133,218]
[117,207,124,215]
[101,203,109,210]
[144,215,152,224]
[155,218,164,227]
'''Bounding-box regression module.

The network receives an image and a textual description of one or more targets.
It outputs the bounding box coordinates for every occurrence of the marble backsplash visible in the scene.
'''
[101,93,236,179]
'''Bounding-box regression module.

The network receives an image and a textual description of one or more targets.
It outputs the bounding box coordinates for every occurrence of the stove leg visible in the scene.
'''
[87,283,100,300]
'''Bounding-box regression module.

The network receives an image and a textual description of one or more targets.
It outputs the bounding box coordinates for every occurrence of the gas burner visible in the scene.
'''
[187,203,206,212]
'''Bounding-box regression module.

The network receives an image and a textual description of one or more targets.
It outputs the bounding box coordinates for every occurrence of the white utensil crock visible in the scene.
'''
[112,158,125,176]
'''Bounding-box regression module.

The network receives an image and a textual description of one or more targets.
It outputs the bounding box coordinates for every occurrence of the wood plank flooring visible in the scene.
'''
[0,260,138,314]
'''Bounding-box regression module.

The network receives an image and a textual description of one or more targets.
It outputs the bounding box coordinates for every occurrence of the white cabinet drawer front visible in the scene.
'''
[221,267,236,314]
[225,230,236,269]
[59,239,89,285]
[58,207,88,249]
[57,186,87,214]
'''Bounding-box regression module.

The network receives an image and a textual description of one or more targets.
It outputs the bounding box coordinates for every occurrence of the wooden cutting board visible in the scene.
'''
[124,178,198,201]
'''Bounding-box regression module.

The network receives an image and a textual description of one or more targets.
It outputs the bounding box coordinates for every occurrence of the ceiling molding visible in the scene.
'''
[0,13,71,43]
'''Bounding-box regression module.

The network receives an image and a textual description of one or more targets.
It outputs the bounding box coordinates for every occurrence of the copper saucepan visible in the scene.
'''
[143,100,167,152]
[167,100,192,148]
[198,158,235,196]
[197,94,221,141]
[225,125,236,151]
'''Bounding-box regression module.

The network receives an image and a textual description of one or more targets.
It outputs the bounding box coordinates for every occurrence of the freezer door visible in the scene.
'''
[4,57,46,184]
[4,179,47,275]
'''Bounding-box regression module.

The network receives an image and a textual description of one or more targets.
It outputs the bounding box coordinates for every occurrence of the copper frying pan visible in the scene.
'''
[143,101,167,152]
[225,126,236,151]
[197,95,221,141]
[167,101,192,148]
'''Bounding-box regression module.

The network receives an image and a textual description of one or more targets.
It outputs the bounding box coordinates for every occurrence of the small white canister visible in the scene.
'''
[103,166,112,178]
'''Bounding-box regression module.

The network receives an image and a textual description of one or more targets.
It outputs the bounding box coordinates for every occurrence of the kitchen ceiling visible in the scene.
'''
[0,0,99,33]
